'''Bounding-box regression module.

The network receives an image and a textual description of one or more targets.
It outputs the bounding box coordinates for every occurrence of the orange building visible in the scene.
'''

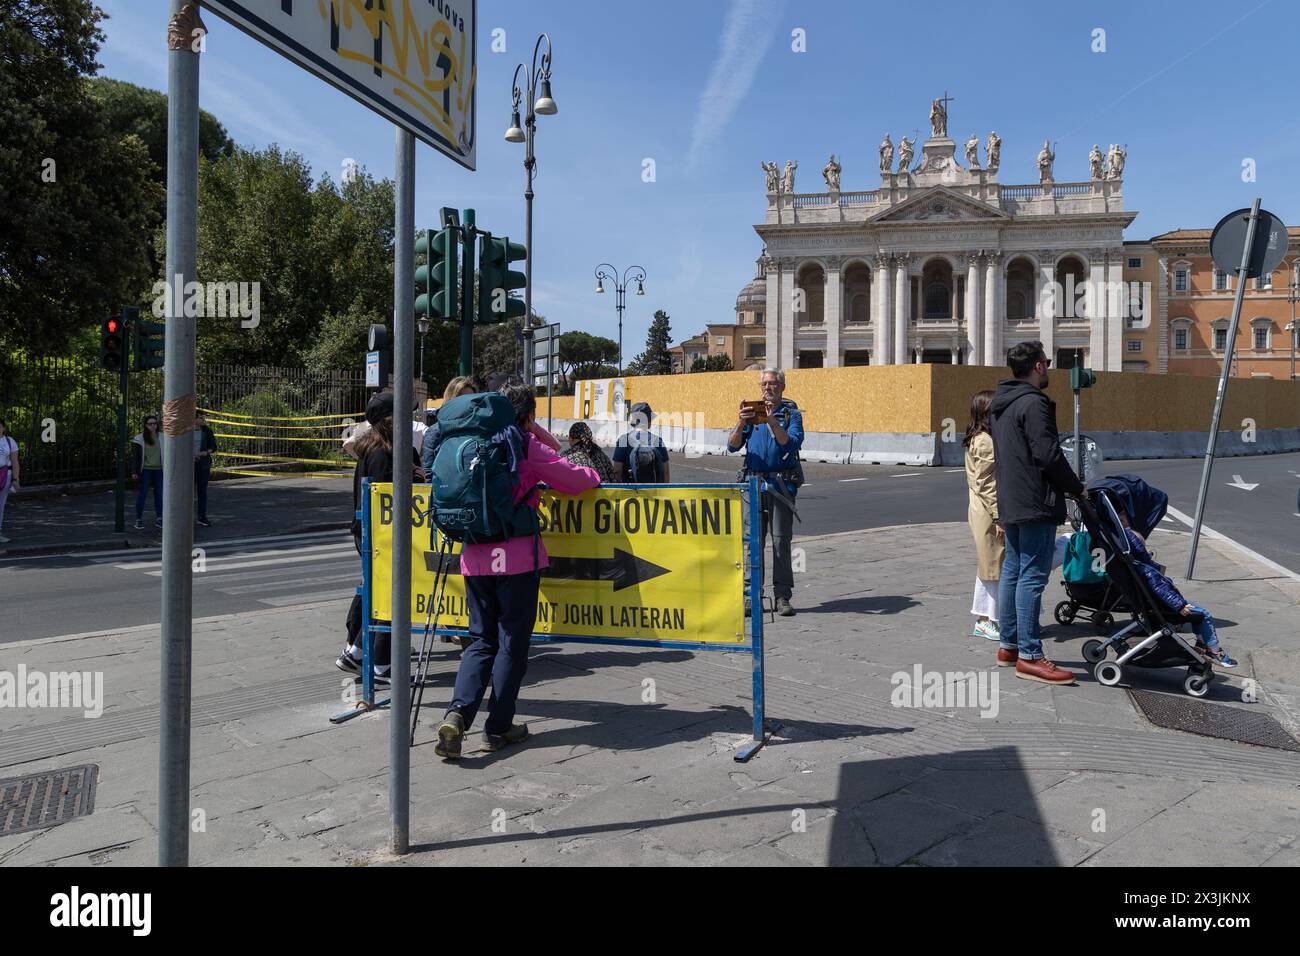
[1151,228,1300,380]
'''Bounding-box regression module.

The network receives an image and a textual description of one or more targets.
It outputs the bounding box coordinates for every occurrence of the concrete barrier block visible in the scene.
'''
[847,432,940,466]
[800,432,854,464]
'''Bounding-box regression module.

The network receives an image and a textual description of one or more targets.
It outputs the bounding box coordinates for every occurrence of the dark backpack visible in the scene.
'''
[426,393,541,544]
[625,431,664,483]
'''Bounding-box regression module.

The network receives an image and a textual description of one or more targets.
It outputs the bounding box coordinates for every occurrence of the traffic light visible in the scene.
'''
[100,315,127,371]
[477,235,527,324]
[133,312,165,371]
[415,226,459,321]
[1070,365,1096,390]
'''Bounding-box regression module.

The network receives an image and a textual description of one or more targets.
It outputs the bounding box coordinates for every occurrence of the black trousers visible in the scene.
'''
[448,572,540,735]
[760,488,795,602]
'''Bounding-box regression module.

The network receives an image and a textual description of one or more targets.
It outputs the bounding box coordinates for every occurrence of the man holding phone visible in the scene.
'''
[727,368,804,616]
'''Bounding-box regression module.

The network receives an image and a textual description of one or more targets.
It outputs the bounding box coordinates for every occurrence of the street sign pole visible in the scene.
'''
[159,0,201,867]
[1187,199,1260,579]
[389,128,415,856]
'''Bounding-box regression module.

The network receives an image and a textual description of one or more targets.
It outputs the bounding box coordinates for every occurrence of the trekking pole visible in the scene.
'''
[410,534,453,744]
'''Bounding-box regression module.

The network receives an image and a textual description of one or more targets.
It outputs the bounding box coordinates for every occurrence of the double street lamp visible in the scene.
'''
[595,263,646,376]
[1288,262,1299,381]
[505,34,557,380]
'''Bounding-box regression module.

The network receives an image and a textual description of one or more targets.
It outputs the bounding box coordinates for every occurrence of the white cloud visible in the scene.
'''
[686,0,783,171]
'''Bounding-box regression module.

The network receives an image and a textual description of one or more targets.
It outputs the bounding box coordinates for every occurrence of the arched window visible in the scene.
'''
[796,263,825,326]
[843,262,872,325]
[921,259,953,319]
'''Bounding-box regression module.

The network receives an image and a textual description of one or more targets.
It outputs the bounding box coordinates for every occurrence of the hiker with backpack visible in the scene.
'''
[612,402,670,484]
[727,368,804,617]
[429,384,602,759]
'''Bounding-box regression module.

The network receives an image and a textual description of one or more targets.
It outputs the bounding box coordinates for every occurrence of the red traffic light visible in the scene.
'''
[106,318,119,334]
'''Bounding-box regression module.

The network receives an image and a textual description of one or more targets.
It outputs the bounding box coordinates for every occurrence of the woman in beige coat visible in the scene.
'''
[963,390,1004,640]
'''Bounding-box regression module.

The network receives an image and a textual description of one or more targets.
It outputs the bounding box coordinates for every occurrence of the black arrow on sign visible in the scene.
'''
[424,547,670,591]
[544,548,671,592]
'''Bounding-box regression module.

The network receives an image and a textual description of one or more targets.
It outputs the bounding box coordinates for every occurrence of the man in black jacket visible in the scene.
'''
[990,341,1085,685]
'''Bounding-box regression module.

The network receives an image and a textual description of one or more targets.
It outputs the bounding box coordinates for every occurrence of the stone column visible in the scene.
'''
[763,254,779,372]
[894,254,910,366]
[965,253,982,365]
[950,345,959,364]
[983,253,1001,365]
[780,258,798,369]
[1036,255,1053,361]
[824,256,842,368]
[874,254,892,364]
[1156,256,1169,373]
[1088,256,1107,371]
[1105,252,1123,371]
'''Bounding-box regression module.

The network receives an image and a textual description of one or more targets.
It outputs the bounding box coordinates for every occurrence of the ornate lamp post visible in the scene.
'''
[1288,261,1299,380]
[505,34,557,379]
[594,263,646,375]
[417,315,429,381]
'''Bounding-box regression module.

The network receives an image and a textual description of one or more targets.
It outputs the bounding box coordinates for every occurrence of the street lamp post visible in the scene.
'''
[594,263,646,376]
[505,35,557,381]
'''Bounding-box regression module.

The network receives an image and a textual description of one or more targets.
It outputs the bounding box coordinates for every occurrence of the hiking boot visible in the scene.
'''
[435,711,466,760]
[482,723,529,752]
[1015,656,1076,685]
[996,647,1019,667]
[775,598,795,617]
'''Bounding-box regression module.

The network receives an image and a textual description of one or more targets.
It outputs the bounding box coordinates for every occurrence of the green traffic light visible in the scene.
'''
[416,226,458,321]
[477,235,527,324]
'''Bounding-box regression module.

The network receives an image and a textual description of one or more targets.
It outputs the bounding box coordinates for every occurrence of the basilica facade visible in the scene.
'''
[752,99,1137,371]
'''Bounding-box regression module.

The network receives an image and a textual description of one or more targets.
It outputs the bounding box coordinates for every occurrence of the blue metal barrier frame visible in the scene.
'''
[344,478,775,760]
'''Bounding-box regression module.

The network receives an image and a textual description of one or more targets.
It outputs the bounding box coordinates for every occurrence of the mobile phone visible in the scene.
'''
[742,400,769,425]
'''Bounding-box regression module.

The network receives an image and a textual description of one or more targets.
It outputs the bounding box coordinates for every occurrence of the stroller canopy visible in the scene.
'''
[1086,474,1169,538]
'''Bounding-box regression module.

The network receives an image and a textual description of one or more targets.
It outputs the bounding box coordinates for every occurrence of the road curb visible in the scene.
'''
[0,520,352,559]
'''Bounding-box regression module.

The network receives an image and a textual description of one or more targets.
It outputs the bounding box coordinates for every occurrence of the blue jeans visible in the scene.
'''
[998,521,1057,660]
[449,571,540,735]
[1184,603,1220,651]
[135,469,162,521]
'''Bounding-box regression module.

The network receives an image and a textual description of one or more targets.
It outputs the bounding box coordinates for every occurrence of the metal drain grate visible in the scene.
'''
[1128,690,1300,752]
[0,764,99,836]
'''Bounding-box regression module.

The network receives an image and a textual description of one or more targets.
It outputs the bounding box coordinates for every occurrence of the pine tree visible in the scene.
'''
[627,310,674,376]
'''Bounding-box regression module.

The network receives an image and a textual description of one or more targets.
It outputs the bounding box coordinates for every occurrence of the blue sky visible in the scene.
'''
[95,0,1300,358]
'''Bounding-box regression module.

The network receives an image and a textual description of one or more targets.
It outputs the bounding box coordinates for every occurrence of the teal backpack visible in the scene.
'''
[426,393,542,547]
[1062,529,1106,585]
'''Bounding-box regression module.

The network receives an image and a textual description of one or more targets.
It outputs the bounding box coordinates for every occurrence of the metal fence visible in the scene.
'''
[0,352,366,486]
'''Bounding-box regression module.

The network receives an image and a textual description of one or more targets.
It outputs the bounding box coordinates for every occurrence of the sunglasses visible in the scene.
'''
[146,420,158,427]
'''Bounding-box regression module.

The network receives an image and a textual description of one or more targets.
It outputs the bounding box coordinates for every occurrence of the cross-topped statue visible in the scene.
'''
[930,91,953,138]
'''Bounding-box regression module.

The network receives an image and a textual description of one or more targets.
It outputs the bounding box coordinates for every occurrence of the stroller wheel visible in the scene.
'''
[1054,601,1077,626]
[1092,612,1114,635]
[1082,639,1108,665]
[1183,672,1210,698]
[1095,660,1123,687]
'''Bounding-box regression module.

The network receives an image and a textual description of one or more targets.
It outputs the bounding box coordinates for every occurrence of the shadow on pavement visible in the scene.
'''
[805,594,920,615]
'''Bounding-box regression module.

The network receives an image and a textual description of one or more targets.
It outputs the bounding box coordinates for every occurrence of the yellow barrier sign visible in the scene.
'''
[368,483,745,644]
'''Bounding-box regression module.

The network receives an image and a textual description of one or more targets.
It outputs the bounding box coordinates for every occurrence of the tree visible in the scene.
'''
[0,0,159,353]
[625,310,673,376]
[690,353,733,372]
[557,330,619,383]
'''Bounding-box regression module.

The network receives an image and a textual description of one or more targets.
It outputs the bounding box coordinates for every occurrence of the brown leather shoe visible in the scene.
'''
[1015,656,1076,684]
[996,647,1019,667]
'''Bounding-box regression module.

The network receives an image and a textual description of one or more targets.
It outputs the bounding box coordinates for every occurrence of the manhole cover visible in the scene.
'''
[1128,690,1300,752]
[0,764,99,836]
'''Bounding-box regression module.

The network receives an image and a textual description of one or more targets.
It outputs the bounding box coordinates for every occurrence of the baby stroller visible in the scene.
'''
[1074,479,1217,697]
[1054,474,1167,634]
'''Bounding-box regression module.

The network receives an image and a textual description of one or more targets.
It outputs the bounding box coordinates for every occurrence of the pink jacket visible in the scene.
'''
[459,432,601,576]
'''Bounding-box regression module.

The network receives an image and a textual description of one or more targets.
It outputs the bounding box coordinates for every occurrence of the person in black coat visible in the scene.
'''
[989,341,1084,685]
[337,392,420,684]
[193,411,217,527]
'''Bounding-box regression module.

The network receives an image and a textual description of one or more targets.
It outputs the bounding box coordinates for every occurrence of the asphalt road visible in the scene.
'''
[3,449,1295,644]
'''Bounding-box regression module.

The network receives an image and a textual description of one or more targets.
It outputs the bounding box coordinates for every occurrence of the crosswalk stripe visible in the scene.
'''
[144,549,356,576]
[115,541,350,571]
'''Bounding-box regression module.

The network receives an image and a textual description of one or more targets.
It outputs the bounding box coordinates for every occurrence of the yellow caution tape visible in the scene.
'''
[212,432,343,443]
[214,467,351,480]
[204,417,355,430]
[199,407,362,421]
[215,451,351,466]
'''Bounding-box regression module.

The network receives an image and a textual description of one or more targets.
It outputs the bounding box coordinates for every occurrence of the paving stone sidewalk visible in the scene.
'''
[1,520,1298,867]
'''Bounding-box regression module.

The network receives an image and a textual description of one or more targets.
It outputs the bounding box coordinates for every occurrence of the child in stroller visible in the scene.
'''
[1116,510,1237,668]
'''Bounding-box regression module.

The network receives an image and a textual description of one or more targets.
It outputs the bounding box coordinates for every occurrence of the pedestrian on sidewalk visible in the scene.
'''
[990,342,1084,684]
[561,421,616,482]
[727,368,804,616]
[343,391,428,460]
[0,416,20,544]
[613,402,670,483]
[193,410,216,527]
[336,392,422,682]
[130,414,163,531]
[963,390,1003,641]
[435,384,602,759]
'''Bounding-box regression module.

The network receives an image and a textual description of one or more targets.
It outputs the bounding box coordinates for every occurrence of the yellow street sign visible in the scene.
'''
[368,483,745,644]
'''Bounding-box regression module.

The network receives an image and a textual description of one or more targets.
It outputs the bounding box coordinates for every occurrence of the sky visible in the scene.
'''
[94,0,1300,360]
